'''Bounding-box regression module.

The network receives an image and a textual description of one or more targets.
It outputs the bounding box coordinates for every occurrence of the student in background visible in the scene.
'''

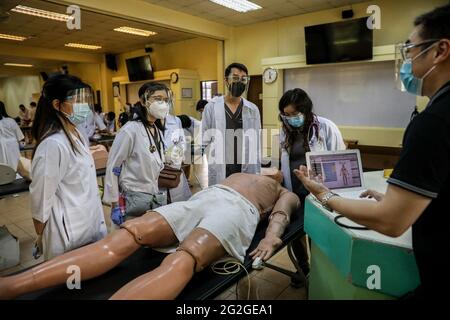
[104,111,116,133]
[177,114,201,142]
[117,95,132,116]
[30,74,107,260]
[196,99,208,117]
[118,112,129,128]
[178,114,202,166]
[278,88,345,284]
[18,104,32,127]
[0,101,25,171]
[161,104,191,202]
[29,102,37,124]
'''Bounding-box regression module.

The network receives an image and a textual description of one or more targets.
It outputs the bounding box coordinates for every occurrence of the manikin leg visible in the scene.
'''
[110,228,227,300]
[0,212,176,300]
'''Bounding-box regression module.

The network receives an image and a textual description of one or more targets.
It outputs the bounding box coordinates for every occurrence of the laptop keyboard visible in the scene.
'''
[335,190,365,199]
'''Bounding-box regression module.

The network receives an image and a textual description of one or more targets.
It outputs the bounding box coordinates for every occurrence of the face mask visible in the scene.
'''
[400,44,438,96]
[286,115,305,128]
[147,101,169,119]
[68,103,91,125]
[228,82,246,97]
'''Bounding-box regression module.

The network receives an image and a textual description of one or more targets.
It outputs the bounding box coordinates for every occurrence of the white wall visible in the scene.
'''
[284,61,416,128]
[0,76,41,117]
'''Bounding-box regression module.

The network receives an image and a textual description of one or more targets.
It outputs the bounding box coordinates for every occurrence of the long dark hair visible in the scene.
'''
[31,74,87,158]
[278,88,319,152]
[131,82,168,133]
[0,101,10,120]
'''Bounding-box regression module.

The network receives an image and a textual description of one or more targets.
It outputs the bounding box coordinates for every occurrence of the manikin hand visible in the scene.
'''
[250,234,282,261]
[294,165,330,200]
[360,189,385,202]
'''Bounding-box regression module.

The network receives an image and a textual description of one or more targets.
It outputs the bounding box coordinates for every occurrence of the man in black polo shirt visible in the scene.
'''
[294,3,450,299]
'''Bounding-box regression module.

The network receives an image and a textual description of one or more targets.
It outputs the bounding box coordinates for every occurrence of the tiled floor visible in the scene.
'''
[0,158,307,300]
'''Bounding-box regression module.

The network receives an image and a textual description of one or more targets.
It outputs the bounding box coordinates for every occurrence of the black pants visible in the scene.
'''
[291,194,310,275]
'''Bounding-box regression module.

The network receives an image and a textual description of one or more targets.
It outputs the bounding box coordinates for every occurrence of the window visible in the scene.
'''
[201,81,218,100]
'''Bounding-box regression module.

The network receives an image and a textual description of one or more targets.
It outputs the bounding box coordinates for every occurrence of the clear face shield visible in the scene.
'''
[395,43,408,91]
[64,87,94,125]
[226,74,250,97]
[143,87,174,120]
[65,87,94,109]
[143,88,174,108]
[395,39,440,91]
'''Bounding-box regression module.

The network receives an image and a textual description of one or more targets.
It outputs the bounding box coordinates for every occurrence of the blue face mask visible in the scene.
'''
[399,44,438,96]
[286,115,305,128]
[68,103,91,125]
[400,61,422,96]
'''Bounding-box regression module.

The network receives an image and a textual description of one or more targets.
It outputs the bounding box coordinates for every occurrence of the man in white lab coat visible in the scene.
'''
[202,63,261,186]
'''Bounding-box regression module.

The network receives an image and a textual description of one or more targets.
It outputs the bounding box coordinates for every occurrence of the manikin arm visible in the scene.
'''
[250,188,300,261]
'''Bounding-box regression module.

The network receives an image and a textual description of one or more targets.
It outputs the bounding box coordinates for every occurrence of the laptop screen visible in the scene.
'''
[309,152,362,190]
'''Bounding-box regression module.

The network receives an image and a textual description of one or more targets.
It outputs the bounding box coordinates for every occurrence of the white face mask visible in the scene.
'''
[147,101,169,119]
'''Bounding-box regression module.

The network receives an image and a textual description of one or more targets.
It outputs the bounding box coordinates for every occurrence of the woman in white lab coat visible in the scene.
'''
[279,88,346,194]
[0,101,24,171]
[30,74,107,260]
[278,88,345,283]
[103,82,168,225]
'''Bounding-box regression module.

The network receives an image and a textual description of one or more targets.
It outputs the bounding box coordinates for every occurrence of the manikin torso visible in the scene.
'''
[221,173,285,218]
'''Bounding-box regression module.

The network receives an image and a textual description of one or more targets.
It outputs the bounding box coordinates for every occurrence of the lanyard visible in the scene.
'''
[144,124,163,160]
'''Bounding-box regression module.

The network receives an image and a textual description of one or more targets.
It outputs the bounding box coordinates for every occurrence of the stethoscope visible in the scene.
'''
[303,116,324,149]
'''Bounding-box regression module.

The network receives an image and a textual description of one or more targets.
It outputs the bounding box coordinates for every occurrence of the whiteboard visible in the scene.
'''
[284,61,416,128]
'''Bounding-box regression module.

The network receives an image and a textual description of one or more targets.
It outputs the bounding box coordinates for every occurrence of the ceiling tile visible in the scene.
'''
[137,0,368,26]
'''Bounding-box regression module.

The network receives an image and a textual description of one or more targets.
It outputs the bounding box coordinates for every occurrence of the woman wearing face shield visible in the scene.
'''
[202,63,262,187]
[30,74,107,260]
[103,82,168,226]
[278,88,345,283]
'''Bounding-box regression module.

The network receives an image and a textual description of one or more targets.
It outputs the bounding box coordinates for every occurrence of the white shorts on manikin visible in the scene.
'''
[154,184,260,263]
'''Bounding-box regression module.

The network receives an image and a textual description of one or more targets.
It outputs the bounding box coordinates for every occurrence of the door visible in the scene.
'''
[247,75,263,125]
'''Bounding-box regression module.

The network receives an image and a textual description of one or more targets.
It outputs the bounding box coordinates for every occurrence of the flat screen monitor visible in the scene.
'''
[126,55,154,82]
[305,17,373,65]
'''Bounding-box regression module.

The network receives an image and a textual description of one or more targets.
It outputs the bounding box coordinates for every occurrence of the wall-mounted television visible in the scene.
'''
[126,55,154,82]
[305,17,373,65]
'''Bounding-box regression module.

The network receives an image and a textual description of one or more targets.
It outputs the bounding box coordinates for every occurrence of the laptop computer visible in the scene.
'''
[305,149,366,199]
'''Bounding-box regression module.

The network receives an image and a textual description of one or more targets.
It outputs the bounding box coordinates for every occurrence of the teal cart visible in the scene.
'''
[304,171,420,300]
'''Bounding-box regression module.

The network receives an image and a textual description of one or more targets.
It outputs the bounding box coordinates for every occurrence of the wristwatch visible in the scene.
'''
[319,191,340,211]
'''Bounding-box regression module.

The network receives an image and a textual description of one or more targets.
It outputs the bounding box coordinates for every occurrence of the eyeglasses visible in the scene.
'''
[226,75,250,84]
[280,113,303,120]
[148,95,171,103]
[398,39,440,60]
